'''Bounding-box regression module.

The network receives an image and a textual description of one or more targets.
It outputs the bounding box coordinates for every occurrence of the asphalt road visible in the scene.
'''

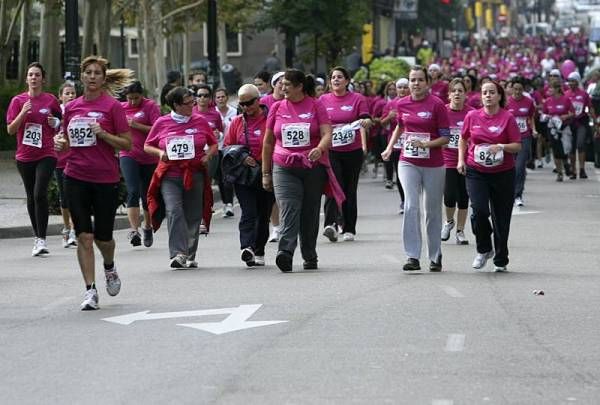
[1,165,599,404]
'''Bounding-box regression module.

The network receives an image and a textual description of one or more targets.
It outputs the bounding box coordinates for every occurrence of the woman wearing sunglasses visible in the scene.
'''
[223,84,274,267]
[145,87,217,269]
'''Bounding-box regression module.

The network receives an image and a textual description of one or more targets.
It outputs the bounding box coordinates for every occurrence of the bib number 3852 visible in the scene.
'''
[166,135,195,160]
[282,123,310,148]
[23,123,42,148]
[67,117,97,147]
[474,144,504,167]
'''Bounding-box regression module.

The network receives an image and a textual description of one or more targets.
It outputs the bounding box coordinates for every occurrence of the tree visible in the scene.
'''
[17,0,31,83]
[260,0,370,69]
[0,0,27,86]
[39,0,62,88]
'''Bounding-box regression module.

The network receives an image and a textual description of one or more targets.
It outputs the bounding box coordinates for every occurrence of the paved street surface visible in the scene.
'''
[1,164,599,404]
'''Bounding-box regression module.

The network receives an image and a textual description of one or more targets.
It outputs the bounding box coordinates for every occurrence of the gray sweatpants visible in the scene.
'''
[398,162,445,263]
[273,164,326,262]
[160,173,204,260]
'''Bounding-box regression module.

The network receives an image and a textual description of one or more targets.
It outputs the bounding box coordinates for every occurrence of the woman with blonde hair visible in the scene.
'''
[54,56,133,310]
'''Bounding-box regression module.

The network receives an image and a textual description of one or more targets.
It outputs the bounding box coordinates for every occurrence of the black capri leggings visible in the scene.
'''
[64,176,119,241]
[54,168,68,209]
[16,156,57,238]
[444,167,469,209]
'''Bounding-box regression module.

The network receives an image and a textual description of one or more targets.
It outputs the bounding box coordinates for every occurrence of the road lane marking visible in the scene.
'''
[441,286,464,298]
[42,297,73,311]
[382,254,403,264]
[445,334,465,352]
[432,400,454,405]
[102,304,287,335]
[512,208,541,215]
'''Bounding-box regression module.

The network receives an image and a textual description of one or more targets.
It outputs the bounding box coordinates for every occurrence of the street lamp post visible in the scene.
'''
[64,0,80,80]
[207,0,219,88]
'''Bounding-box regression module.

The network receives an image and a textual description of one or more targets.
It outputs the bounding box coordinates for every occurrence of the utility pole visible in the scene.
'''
[207,0,219,88]
[64,0,80,80]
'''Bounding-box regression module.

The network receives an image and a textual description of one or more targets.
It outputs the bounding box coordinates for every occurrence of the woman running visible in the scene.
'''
[542,82,575,182]
[54,56,133,310]
[506,76,536,206]
[442,78,473,245]
[7,62,62,256]
[382,66,450,272]
[55,82,78,248]
[320,66,371,242]
[120,81,161,247]
[145,87,217,268]
[457,81,522,272]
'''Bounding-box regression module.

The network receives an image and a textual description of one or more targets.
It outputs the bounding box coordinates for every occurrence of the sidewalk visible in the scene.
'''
[0,154,222,239]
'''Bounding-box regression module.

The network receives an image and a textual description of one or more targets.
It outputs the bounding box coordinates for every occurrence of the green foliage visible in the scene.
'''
[260,0,370,67]
[0,84,23,151]
[353,58,411,90]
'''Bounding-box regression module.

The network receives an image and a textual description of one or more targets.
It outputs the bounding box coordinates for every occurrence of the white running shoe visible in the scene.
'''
[61,228,70,248]
[514,197,524,207]
[472,251,494,269]
[67,229,77,247]
[32,238,49,256]
[342,233,355,241]
[494,265,508,272]
[81,288,99,311]
[223,203,234,218]
[104,267,121,297]
[186,260,198,268]
[441,221,455,241]
[268,226,280,242]
[170,254,188,269]
[323,225,338,242]
[199,224,208,235]
[254,255,265,266]
[456,230,469,245]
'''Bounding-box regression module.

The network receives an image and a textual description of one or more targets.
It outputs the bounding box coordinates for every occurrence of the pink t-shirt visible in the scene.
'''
[196,108,223,147]
[461,108,522,173]
[542,95,574,119]
[319,91,369,152]
[62,92,129,183]
[443,104,473,169]
[223,112,266,159]
[6,92,61,162]
[145,113,217,178]
[506,96,536,138]
[381,97,401,141]
[431,81,449,103]
[260,94,283,110]
[565,88,590,122]
[266,96,331,168]
[56,103,71,169]
[119,98,161,164]
[396,94,450,168]
[466,91,482,109]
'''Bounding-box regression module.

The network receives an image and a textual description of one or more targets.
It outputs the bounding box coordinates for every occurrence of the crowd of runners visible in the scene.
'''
[6,30,600,310]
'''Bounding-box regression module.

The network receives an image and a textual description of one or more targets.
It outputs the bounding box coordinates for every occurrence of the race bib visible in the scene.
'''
[474,144,504,167]
[448,127,460,149]
[67,117,96,147]
[281,123,310,148]
[515,117,528,133]
[403,132,430,159]
[572,101,584,116]
[393,134,404,150]
[23,123,42,148]
[166,135,195,160]
[331,124,356,147]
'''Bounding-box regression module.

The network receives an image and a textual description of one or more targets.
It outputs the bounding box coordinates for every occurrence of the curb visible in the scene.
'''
[0,186,222,239]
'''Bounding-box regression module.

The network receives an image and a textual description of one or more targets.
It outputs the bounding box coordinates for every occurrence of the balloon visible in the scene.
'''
[560,60,576,78]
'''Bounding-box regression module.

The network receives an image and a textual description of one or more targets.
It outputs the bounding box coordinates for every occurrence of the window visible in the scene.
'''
[203,24,243,57]
[128,37,138,58]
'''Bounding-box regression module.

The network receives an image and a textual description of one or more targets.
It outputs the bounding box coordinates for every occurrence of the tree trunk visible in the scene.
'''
[152,2,166,98]
[182,26,191,86]
[141,0,157,99]
[136,1,145,86]
[0,0,8,86]
[284,29,295,68]
[96,0,111,58]
[17,0,30,83]
[82,0,96,57]
[39,0,61,88]
[217,20,227,86]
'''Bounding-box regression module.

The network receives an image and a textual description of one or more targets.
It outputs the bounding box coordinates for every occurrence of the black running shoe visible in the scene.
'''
[303,259,318,270]
[403,258,421,271]
[276,250,293,273]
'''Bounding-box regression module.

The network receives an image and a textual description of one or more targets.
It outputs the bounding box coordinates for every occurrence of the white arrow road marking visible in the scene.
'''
[432,400,454,405]
[102,304,287,335]
[445,334,465,352]
[440,286,464,298]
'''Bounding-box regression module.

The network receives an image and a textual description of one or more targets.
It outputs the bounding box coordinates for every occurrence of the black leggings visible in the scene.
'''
[444,168,469,209]
[16,157,57,238]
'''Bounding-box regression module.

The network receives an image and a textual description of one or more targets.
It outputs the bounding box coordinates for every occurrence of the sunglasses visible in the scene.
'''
[239,97,257,107]
[197,93,210,98]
